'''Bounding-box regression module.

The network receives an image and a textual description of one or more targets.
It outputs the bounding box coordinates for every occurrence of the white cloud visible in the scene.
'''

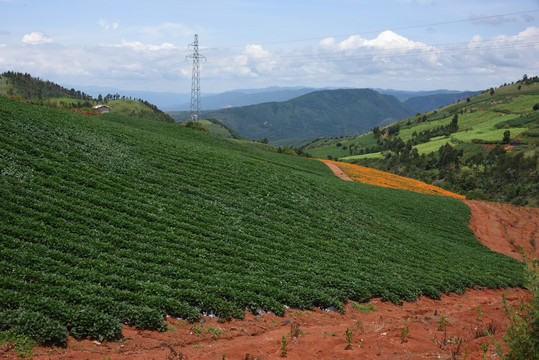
[112,40,177,52]
[98,19,119,31]
[319,31,431,52]
[245,44,270,59]
[3,27,538,94]
[22,32,52,45]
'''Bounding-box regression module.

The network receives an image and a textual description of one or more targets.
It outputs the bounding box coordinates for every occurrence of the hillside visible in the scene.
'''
[169,89,414,143]
[403,91,481,114]
[196,118,248,140]
[179,87,322,110]
[0,71,174,123]
[303,77,539,206]
[0,95,525,346]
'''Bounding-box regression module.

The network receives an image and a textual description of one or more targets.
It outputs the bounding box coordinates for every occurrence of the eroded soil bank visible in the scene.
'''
[27,288,531,360]
[465,200,539,261]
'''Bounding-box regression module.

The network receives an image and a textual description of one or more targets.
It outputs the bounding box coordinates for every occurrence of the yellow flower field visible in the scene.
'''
[319,159,465,200]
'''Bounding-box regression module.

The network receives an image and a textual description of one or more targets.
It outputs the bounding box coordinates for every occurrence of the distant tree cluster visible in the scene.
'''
[350,115,460,158]
[355,143,537,206]
[97,93,125,102]
[519,74,539,85]
[1,71,92,100]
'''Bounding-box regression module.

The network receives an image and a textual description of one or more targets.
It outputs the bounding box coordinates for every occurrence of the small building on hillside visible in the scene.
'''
[92,104,110,114]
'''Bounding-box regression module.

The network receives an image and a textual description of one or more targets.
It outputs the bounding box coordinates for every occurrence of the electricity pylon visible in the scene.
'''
[186,34,205,121]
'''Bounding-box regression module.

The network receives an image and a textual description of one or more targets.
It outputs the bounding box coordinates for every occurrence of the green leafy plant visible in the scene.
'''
[350,302,377,313]
[0,330,37,359]
[438,313,448,331]
[488,255,538,360]
[345,327,353,350]
[480,342,489,360]
[280,335,288,357]
[204,325,223,339]
[477,304,483,322]
[191,324,203,335]
[290,322,302,339]
[400,324,409,343]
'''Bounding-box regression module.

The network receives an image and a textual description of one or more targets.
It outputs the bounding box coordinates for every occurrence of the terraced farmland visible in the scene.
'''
[0,96,525,345]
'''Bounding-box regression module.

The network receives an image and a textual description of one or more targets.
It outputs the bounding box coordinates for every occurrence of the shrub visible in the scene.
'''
[489,255,539,359]
[0,310,67,346]
[68,307,123,341]
[183,120,209,132]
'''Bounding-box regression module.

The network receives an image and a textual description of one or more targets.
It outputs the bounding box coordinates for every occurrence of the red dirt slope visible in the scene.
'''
[465,200,539,261]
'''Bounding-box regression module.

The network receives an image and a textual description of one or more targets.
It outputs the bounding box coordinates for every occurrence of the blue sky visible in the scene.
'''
[1,0,538,94]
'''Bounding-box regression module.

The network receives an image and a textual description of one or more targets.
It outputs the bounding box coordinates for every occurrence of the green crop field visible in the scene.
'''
[340,92,539,162]
[0,96,525,345]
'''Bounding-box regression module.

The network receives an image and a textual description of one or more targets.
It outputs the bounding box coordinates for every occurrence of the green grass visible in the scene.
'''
[0,96,525,345]
[305,133,379,159]
[332,92,539,160]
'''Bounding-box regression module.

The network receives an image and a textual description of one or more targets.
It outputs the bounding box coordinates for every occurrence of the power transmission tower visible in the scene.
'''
[186,34,205,121]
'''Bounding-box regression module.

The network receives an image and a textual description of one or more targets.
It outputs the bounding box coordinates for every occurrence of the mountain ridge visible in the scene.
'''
[170,88,414,143]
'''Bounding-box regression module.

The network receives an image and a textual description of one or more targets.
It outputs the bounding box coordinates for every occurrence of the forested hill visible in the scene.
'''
[404,91,481,114]
[169,89,414,143]
[0,72,174,123]
[303,76,539,206]
[0,71,92,100]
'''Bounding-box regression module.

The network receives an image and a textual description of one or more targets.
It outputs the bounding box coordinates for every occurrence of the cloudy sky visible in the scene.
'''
[1,0,538,94]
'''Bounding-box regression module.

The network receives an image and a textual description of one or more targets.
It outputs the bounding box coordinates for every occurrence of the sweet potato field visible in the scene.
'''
[0,96,525,345]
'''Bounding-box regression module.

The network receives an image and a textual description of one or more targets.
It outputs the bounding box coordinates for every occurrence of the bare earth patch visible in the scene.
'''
[323,161,353,181]
[465,200,539,261]
[29,288,530,360]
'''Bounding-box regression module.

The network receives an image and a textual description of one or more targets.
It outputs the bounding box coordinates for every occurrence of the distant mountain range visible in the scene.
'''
[169,89,415,142]
[69,84,479,113]
[403,91,481,113]
[65,83,480,143]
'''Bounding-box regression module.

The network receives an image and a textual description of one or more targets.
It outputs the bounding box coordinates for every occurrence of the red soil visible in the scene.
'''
[465,200,539,261]
[27,288,531,360]
[323,162,353,182]
[6,168,538,360]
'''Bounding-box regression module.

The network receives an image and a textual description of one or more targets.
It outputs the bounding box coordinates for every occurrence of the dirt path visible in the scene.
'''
[12,165,539,360]
[323,161,353,181]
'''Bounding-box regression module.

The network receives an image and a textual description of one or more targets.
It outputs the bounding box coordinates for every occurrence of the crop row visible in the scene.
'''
[0,96,526,345]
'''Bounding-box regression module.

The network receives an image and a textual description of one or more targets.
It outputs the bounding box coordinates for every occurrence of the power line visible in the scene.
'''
[201,37,539,68]
[186,34,206,121]
[218,9,539,48]
[143,9,538,67]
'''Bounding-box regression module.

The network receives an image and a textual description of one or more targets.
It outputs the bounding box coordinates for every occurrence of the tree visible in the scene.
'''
[388,124,400,136]
[437,143,462,168]
[449,114,458,133]
[503,130,511,144]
